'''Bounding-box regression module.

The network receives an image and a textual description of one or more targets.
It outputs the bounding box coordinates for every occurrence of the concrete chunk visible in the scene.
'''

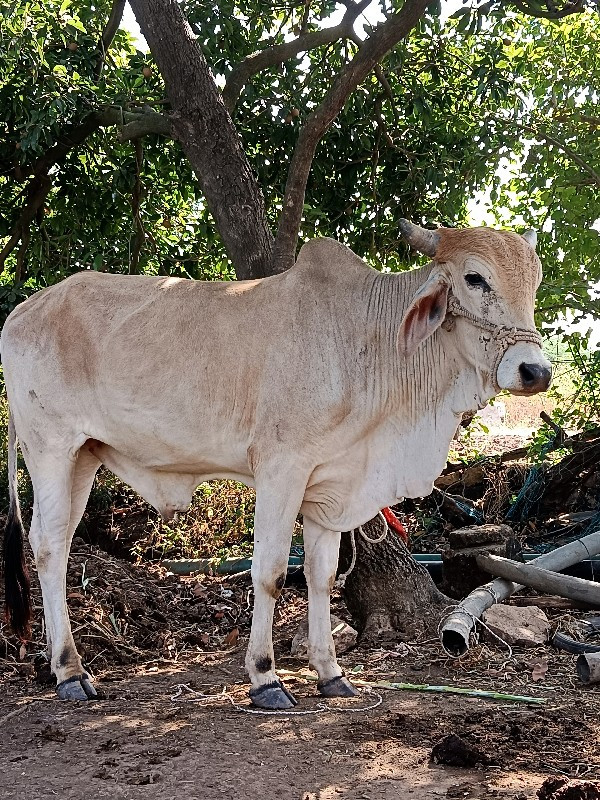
[482,604,550,648]
[448,523,513,549]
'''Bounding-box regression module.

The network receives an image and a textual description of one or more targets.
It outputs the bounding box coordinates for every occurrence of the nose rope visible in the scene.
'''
[445,295,542,389]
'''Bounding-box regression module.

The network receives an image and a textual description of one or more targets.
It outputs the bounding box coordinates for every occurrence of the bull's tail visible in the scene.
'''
[3,409,31,640]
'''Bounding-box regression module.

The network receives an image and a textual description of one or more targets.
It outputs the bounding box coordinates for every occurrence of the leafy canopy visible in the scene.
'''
[1,0,599,352]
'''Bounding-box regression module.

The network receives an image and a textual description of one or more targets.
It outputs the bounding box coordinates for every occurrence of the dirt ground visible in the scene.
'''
[2,540,600,800]
[0,660,584,800]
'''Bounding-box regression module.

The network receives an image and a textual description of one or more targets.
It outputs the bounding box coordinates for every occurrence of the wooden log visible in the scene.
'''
[435,464,487,491]
[437,425,600,486]
[439,531,600,656]
[476,554,600,607]
[509,595,592,610]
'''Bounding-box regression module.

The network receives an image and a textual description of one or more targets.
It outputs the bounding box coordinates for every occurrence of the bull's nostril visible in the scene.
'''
[519,363,537,386]
[519,363,552,390]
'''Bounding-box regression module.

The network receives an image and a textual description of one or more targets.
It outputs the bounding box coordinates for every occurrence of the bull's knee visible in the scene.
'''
[255,571,286,600]
[33,546,52,572]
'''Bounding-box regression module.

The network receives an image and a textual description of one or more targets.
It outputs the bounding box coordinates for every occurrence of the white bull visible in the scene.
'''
[1,222,551,708]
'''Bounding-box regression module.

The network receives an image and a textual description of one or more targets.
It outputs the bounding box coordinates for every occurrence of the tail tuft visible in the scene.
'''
[3,502,31,640]
[3,409,32,641]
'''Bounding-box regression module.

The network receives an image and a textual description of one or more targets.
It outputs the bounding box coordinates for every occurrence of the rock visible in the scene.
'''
[290,614,357,657]
[442,543,506,599]
[482,604,550,648]
[537,777,600,800]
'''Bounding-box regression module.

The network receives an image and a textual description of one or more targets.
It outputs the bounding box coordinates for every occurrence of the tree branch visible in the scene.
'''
[14,228,30,283]
[272,0,431,272]
[21,108,170,185]
[98,107,172,139]
[0,176,51,271]
[129,139,145,274]
[95,0,127,79]
[555,113,600,128]
[526,124,600,186]
[222,0,371,113]
[27,114,105,180]
[2,102,171,274]
[2,117,100,272]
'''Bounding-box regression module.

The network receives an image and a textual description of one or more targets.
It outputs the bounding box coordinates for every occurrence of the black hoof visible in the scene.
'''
[249,680,298,710]
[56,674,98,701]
[317,675,359,698]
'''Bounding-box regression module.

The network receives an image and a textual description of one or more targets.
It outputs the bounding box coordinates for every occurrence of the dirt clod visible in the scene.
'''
[430,733,489,767]
[537,777,600,800]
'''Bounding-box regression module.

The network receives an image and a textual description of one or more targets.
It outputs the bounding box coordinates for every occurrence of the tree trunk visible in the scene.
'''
[339,518,449,642]
[130,0,443,636]
[128,0,274,280]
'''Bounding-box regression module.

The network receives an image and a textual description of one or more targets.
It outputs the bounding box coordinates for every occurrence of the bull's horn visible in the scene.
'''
[398,219,440,257]
[522,229,537,249]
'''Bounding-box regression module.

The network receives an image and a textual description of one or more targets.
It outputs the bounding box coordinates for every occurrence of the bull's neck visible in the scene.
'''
[362,268,485,427]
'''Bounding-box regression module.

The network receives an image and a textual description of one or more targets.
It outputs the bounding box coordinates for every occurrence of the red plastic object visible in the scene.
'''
[381,506,409,546]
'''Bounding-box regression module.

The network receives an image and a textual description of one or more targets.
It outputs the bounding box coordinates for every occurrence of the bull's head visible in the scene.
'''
[397,220,552,396]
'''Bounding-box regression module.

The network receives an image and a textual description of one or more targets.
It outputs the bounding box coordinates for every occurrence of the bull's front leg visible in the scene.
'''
[303,518,358,698]
[246,469,307,710]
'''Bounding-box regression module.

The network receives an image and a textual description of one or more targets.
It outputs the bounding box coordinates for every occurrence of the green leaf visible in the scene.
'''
[67,18,86,33]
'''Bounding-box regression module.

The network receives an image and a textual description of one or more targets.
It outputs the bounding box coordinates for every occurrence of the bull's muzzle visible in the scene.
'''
[518,362,552,393]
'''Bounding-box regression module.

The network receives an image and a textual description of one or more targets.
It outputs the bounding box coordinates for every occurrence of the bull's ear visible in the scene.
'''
[397,273,450,358]
[522,229,537,249]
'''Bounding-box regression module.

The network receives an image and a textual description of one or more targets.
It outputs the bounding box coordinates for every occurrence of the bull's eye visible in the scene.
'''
[465,272,491,292]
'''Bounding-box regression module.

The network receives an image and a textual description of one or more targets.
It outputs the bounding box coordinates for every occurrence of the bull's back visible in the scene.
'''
[2,248,376,463]
[2,271,298,463]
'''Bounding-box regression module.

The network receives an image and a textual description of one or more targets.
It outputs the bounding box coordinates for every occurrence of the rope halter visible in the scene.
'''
[443,294,542,390]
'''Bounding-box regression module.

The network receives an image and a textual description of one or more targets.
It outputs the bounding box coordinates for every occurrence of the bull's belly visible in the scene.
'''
[85,439,254,521]
[82,411,254,518]
[85,407,252,475]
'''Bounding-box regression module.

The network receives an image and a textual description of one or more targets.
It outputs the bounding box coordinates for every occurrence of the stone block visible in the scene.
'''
[482,603,550,648]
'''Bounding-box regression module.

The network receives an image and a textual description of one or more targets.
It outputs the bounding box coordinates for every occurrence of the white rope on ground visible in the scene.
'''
[335,511,390,589]
[170,683,383,716]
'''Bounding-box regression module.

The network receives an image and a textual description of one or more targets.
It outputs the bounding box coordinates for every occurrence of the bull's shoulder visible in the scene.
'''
[294,238,375,283]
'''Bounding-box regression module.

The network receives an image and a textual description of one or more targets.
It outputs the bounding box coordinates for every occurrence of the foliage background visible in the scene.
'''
[1,0,599,557]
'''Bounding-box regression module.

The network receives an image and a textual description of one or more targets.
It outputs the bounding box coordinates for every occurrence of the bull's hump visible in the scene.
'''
[294,238,374,282]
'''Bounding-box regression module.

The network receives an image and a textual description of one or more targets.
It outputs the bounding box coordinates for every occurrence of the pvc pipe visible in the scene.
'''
[163,555,303,575]
[162,551,600,580]
[577,652,600,685]
[440,531,600,657]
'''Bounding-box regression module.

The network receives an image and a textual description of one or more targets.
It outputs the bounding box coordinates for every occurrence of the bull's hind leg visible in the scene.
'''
[28,448,99,700]
[246,469,308,710]
[66,446,101,552]
[303,518,358,698]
